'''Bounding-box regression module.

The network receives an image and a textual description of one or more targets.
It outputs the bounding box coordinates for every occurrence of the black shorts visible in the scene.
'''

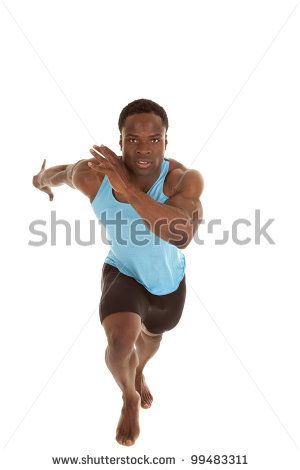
[99,263,186,335]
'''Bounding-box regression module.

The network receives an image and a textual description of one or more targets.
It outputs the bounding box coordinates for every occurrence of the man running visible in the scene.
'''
[33,98,204,446]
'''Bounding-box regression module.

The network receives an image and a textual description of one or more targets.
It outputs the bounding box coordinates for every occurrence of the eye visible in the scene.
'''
[128,138,138,143]
[151,138,160,143]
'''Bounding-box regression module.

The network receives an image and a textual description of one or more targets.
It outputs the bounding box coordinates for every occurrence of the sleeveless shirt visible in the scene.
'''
[91,158,186,295]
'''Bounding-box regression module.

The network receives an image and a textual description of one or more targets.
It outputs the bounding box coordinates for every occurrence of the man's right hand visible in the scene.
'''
[32,159,54,201]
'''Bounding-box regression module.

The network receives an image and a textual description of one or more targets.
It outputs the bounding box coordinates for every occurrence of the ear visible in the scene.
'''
[165,135,168,148]
[119,135,122,150]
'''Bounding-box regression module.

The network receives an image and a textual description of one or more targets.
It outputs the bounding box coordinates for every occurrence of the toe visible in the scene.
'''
[125,438,134,446]
[143,404,151,409]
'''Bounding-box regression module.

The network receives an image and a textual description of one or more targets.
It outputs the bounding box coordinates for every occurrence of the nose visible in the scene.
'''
[136,143,151,156]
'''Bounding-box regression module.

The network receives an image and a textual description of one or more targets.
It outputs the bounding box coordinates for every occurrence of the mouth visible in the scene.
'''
[135,159,152,169]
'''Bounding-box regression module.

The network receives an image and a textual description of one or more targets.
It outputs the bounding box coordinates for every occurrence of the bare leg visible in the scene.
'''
[135,325,163,409]
[102,312,142,446]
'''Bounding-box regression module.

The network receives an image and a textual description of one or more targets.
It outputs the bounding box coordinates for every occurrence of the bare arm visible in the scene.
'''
[126,169,203,248]
[32,158,101,201]
[89,145,204,249]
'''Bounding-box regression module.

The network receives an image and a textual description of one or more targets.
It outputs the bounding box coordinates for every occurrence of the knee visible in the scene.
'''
[107,328,137,359]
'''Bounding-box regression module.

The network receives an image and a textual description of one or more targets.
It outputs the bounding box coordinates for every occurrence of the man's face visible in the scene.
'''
[119,112,167,176]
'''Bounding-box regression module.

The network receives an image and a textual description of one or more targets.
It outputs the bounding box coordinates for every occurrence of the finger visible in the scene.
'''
[41,186,54,200]
[41,158,46,171]
[88,161,108,173]
[89,148,108,164]
[93,145,118,164]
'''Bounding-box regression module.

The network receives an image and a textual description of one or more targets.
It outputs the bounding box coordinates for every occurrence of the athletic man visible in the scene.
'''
[32,99,204,446]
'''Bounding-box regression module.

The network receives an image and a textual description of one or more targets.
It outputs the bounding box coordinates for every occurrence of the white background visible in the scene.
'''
[1,0,300,468]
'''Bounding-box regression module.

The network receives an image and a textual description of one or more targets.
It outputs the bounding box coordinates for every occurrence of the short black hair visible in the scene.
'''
[118,98,169,132]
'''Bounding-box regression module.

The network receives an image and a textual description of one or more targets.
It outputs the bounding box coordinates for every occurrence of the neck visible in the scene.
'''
[128,162,163,192]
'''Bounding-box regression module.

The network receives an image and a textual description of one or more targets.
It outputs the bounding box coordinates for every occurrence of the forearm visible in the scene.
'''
[39,165,74,188]
[126,187,192,247]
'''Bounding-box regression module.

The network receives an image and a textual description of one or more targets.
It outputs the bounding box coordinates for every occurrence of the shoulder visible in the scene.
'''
[71,158,104,199]
[166,158,204,198]
[168,157,188,172]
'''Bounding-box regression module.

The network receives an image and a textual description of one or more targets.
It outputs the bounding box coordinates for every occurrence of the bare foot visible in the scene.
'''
[116,392,141,446]
[135,373,153,409]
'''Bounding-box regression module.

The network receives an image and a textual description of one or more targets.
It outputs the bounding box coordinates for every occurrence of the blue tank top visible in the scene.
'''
[91,158,186,295]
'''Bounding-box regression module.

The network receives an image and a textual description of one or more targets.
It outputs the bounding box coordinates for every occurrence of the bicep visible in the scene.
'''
[166,169,204,220]
[166,192,202,220]
[165,169,203,247]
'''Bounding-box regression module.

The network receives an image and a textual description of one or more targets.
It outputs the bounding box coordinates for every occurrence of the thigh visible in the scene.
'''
[99,263,149,325]
[143,275,186,335]
[102,312,142,346]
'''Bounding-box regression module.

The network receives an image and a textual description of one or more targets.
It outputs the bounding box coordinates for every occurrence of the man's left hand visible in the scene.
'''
[89,145,134,195]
